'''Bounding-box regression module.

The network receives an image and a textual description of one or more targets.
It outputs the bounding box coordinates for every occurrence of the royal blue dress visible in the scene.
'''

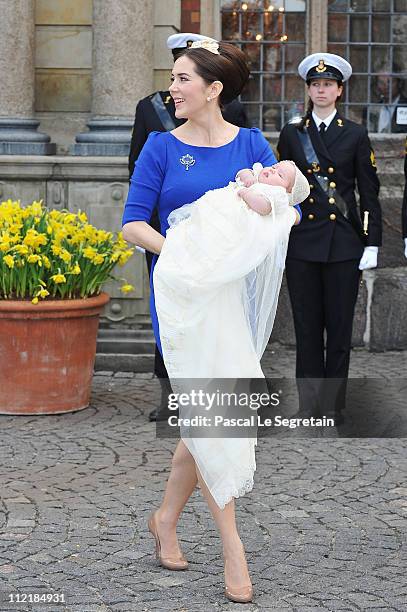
[122,127,300,353]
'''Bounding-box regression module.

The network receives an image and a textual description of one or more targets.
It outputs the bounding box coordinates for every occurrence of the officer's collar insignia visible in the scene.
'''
[180,154,196,170]
[164,95,172,104]
[305,118,311,128]
[316,59,327,73]
[337,118,344,127]
[370,150,376,168]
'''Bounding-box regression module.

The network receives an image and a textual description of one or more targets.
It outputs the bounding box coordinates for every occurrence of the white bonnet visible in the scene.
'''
[287,162,311,205]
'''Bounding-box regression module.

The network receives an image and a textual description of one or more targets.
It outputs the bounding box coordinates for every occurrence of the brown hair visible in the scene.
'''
[181,42,250,107]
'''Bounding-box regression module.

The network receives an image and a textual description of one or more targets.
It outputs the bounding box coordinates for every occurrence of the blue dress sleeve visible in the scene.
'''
[293,204,302,221]
[249,127,277,167]
[122,131,166,226]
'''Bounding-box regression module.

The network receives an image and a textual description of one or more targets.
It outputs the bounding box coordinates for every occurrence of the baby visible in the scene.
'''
[235,160,310,216]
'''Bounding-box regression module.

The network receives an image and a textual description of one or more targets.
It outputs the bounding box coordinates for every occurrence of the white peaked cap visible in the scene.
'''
[167,33,216,50]
[298,52,352,82]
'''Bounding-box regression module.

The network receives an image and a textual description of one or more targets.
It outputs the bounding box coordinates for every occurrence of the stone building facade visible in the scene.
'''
[0,0,406,356]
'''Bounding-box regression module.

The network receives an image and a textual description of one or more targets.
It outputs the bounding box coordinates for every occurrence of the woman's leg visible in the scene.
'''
[195,466,251,588]
[154,440,198,556]
[154,440,251,586]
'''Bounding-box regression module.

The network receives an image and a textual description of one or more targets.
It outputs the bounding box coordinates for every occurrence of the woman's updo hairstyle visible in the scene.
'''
[182,42,250,107]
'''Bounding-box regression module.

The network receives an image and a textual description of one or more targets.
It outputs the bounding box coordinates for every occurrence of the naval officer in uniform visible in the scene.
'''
[277,53,382,424]
[129,33,248,421]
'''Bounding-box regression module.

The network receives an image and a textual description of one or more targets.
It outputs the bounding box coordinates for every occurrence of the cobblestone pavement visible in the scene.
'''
[1,345,407,612]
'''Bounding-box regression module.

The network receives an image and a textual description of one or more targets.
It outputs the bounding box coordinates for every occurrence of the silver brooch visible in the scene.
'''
[180,154,195,170]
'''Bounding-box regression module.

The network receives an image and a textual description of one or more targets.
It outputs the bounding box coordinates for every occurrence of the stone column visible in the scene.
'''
[0,0,55,154]
[200,0,221,41]
[73,0,154,155]
[306,0,327,55]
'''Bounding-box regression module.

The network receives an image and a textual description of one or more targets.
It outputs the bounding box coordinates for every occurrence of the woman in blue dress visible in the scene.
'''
[122,39,300,603]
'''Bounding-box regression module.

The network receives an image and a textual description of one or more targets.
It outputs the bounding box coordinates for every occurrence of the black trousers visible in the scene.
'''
[145,209,169,380]
[285,258,361,417]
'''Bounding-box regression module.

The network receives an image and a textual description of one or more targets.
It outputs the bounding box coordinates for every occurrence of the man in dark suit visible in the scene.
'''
[277,53,382,426]
[129,33,248,421]
[363,73,407,134]
[375,73,407,134]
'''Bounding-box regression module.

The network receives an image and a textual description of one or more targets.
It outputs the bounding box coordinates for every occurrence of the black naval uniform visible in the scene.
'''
[128,90,248,381]
[402,137,407,242]
[277,112,382,419]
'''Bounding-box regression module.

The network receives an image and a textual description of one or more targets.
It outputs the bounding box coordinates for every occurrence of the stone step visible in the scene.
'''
[96,338,154,354]
[95,353,154,372]
[98,327,154,340]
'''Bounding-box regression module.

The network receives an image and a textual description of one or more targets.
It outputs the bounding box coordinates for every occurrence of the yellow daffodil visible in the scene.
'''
[51,244,63,256]
[118,249,134,265]
[83,246,98,261]
[93,254,105,265]
[27,254,42,264]
[50,273,66,284]
[120,284,135,294]
[60,250,72,264]
[0,199,134,300]
[77,211,88,223]
[13,245,29,256]
[3,254,14,268]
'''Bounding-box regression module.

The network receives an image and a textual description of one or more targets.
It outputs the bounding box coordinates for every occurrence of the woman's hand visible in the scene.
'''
[122,221,165,255]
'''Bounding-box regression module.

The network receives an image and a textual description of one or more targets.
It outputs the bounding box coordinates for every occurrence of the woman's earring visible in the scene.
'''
[207,96,211,102]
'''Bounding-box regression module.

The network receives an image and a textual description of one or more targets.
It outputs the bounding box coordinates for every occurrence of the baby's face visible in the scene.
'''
[258,162,296,192]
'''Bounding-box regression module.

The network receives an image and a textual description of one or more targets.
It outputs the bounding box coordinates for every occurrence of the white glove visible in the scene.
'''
[404,238,407,259]
[359,246,378,270]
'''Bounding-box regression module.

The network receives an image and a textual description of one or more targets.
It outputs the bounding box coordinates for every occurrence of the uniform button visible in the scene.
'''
[309,183,314,189]
[307,169,312,174]
[329,213,336,221]
[329,197,335,204]
[308,213,315,220]
[328,167,334,174]
[329,181,336,188]
[309,197,314,204]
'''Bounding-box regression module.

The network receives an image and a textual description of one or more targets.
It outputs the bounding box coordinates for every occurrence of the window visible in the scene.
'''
[221,0,307,131]
[328,0,407,133]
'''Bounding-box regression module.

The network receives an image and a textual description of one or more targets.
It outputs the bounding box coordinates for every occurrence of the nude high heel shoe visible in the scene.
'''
[147,511,188,571]
[224,558,253,603]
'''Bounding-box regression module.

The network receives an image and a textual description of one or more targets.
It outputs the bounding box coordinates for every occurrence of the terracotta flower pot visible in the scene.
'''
[0,292,110,414]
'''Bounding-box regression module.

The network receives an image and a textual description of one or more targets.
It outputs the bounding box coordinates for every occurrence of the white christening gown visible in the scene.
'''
[153,181,297,508]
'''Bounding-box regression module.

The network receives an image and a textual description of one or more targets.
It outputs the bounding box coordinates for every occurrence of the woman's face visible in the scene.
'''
[307,78,342,109]
[169,55,216,118]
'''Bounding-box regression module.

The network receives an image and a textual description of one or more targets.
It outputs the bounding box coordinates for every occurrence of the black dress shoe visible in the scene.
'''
[149,407,179,422]
[149,408,159,422]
